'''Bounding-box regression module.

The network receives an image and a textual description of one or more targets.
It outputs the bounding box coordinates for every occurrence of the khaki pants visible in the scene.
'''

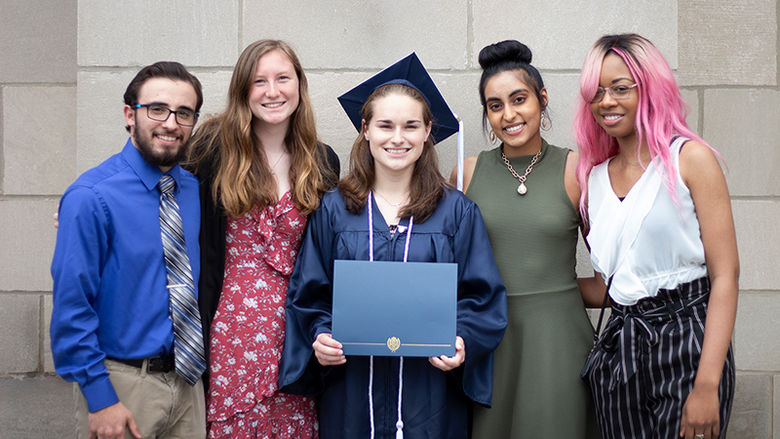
[75,359,205,439]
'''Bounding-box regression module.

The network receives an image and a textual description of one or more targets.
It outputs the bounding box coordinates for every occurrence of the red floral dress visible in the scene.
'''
[207,192,317,439]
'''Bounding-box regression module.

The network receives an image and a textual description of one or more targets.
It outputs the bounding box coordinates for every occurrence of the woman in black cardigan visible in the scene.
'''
[185,39,339,439]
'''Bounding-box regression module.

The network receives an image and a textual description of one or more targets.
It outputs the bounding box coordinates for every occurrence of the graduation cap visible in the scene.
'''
[338,53,466,190]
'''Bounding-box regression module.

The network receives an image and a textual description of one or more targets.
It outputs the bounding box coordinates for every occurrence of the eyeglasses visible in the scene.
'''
[590,83,638,103]
[134,104,199,126]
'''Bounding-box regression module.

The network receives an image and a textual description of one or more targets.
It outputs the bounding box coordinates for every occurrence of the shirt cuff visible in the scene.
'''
[80,375,120,412]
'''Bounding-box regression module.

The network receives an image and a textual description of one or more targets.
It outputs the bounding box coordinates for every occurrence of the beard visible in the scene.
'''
[133,129,188,168]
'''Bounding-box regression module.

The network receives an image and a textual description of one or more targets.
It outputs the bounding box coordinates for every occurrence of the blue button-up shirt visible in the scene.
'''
[50,139,201,412]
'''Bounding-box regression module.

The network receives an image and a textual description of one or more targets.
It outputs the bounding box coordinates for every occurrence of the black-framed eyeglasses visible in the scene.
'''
[590,83,638,103]
[134,104,199,126]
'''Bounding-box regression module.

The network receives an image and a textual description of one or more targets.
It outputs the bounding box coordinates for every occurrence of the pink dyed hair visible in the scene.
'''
[573,33,714,218]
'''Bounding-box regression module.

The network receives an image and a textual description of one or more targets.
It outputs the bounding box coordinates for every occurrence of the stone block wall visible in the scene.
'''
[1,0,777,437]
[0,1,80,436]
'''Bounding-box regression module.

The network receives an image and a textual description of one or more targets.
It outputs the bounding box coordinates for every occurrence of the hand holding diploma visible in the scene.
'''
[429,336,465,371]
[313,333,346,366]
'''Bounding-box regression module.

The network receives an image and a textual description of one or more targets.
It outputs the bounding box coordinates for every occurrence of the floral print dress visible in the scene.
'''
[207,192,317,439]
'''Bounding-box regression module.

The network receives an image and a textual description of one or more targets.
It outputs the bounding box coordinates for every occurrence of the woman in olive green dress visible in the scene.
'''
[450,40,599,438]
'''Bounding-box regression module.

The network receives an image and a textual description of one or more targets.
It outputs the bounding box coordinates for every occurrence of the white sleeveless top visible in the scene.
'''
[587,137,707,306]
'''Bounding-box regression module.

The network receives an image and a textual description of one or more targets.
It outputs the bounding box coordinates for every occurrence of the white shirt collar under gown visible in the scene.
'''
[586,137,708,306]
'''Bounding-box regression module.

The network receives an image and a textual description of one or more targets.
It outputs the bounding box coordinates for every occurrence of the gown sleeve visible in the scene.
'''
[278,195,337,395]
[454,201,508,407]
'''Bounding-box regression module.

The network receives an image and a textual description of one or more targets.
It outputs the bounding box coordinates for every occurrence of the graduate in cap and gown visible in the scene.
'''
[278,53,508,439]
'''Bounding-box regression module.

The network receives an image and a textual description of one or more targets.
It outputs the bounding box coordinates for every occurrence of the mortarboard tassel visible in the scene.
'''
[454,114,464,191]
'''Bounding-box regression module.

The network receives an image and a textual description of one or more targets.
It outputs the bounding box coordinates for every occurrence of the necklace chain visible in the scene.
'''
[266,150,286,173]
[501,147,542,195]
[374,191,406,207]
[618,155,644,167]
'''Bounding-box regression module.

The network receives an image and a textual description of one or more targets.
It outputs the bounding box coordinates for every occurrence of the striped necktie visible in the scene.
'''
[158,175,206,385]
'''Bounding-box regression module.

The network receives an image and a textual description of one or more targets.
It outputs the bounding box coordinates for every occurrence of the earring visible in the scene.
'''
[489,130,496,143]
[541,110,552,131]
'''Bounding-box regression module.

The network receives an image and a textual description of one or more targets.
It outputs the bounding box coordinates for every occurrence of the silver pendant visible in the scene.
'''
[517,183,528,195]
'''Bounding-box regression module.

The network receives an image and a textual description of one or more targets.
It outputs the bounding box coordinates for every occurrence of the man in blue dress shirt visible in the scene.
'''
[51,61,205,439]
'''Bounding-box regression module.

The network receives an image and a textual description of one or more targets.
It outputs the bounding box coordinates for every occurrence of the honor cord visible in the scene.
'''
[367,192,413,439]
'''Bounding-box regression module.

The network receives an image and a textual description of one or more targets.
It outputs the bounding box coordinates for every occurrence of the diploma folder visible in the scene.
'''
[332,259,457,357]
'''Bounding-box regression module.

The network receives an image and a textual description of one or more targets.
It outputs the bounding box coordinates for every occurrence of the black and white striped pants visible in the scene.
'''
[586,277,735,438]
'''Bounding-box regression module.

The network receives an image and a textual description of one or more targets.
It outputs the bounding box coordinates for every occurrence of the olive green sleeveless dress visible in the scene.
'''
[467,140,598,438]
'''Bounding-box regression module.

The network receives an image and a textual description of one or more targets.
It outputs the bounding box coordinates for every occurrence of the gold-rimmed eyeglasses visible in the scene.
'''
[590,83,638,104]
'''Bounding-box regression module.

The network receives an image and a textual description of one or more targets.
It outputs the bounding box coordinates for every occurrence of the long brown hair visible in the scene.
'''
[186,40,333,216]
[338,83,445,223]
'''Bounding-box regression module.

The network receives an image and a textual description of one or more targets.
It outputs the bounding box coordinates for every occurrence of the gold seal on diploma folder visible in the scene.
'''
[387,337,401,352]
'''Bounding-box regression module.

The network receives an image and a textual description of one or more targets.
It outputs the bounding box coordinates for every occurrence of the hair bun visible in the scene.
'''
[478,40,533,69]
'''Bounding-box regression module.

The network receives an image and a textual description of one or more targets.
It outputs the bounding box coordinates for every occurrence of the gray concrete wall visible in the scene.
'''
[1,0,777,437]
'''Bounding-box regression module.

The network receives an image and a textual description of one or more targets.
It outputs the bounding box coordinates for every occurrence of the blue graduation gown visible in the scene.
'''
[279,187,507,439]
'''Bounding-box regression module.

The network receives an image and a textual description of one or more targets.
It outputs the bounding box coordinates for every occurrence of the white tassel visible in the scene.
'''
[396,420,404,439]
[454,114,464,191]
[396,357,404,439]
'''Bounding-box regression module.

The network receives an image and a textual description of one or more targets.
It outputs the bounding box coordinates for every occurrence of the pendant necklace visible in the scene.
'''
[501,147,543,195]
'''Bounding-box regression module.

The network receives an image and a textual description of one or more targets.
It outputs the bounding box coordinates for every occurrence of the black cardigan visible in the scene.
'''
[192,143,340,370]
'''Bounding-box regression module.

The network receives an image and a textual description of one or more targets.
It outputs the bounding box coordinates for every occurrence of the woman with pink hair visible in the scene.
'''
[575,34,737,439]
